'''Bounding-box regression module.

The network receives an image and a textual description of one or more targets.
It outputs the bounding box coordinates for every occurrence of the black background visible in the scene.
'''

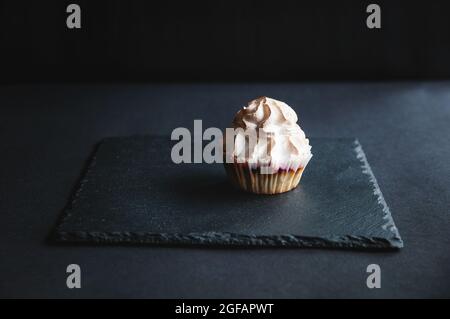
[2,0,450,82]
[1,1,450,299]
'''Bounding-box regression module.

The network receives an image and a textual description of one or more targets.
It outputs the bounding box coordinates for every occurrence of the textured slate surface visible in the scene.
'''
[54,136,402,249]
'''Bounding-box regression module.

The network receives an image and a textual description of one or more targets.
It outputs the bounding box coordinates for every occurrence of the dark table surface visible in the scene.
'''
[0,82,449,298]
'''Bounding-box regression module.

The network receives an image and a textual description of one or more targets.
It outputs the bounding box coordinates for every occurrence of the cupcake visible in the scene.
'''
[223,96,312,194]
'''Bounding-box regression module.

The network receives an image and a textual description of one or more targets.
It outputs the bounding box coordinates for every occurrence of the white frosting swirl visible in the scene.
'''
[230,96,312,171]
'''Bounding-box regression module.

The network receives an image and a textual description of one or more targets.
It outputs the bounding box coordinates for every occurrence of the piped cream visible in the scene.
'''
[230,96,312,171]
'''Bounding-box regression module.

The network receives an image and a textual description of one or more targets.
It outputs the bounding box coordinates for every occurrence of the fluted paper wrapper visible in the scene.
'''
[224,162,306,195]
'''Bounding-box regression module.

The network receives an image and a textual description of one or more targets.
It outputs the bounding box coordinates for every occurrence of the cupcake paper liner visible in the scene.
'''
[224,162,305,195]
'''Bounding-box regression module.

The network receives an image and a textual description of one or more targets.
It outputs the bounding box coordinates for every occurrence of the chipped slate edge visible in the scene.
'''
[353,139,403,248]
[54,231,401,249]
[53,140,103,237]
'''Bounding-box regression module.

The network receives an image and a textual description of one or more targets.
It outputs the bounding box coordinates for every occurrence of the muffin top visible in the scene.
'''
[229,96,312,171]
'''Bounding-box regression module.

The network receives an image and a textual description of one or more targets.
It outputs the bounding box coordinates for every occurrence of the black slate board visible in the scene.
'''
[54,136,403,249]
